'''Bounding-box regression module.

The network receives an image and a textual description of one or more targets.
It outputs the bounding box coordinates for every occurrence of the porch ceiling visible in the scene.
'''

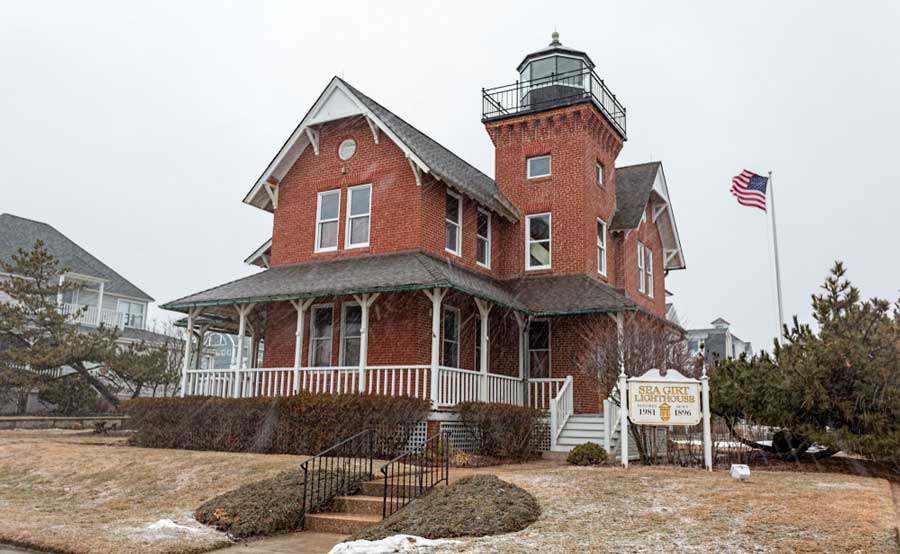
[161,249,639,319]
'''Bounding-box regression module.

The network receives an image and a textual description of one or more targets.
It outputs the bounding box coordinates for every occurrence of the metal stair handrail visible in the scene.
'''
[300,429,375,526]
[377,431,449,518]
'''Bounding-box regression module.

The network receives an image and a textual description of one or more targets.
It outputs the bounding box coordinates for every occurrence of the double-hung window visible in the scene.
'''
[528,320,550,378]
[526,213,551,270]
[596,161,605,187]
[315,190,341,252]
[117,300,144,329]
[637,241,646,294]
[596,218,607,275]
[526,155,551,179]
[445,191,461,256]
[309,305,334,367]
[441,306,460,367]
[476,209,491,268]
[345,184,371,248]
[340,303,362,366]
[645,245,654,297]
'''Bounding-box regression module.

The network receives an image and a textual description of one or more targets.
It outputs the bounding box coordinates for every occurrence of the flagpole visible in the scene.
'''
[768,170,785,341]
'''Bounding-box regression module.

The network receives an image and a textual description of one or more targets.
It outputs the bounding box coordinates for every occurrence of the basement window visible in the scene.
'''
[527,155,551,179]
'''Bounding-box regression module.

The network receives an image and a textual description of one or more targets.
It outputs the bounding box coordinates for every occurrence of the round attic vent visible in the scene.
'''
[338,139,357,160]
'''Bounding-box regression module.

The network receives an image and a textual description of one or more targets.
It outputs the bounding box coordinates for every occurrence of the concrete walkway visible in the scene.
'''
[212,532,346,554]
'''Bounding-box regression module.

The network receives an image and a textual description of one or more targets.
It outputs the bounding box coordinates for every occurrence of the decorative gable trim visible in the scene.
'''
[243,77,431,212]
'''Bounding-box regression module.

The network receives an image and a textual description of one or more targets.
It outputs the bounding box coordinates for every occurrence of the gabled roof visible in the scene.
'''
[243,77,519,222]
[244,238,272,268]
[0,213,153,301]
[610,162,686,271]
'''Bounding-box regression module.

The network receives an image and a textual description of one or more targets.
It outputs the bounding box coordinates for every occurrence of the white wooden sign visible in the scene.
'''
[627,369,702,426]
[618,368,713,471]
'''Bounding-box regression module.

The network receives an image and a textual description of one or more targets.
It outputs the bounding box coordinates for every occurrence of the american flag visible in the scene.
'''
[731,169,768,211]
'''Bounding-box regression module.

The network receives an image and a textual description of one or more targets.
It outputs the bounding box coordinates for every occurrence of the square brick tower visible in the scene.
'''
[483,32,627,281]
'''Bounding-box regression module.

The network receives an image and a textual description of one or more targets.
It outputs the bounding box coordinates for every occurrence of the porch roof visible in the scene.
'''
[160,249,638,318]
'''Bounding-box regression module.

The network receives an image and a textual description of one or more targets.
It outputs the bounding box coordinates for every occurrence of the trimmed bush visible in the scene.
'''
[457,401,544,461]
[124,393,429,456]
[566,441,607,466]
[195,469,355,538]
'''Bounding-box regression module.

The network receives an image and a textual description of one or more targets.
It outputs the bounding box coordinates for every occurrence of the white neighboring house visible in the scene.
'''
[686,318,753,366]
[0,213,172,412]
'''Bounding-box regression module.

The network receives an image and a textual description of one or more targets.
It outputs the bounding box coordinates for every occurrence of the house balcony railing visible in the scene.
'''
[59,302,126,329]
[482,67,626,138]
[181,364,569,411]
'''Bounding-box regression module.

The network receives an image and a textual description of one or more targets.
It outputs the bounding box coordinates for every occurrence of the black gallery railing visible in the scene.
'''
[482,67,627,138]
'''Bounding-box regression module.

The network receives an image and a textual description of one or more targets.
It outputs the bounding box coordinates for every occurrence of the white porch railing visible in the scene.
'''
[182,364,570,411]
[549,375,574,450]
[528,378,566,410]
[603,394,622,454]
[486,373,523,406]
[60,302,123,329]
[435,366,483,408]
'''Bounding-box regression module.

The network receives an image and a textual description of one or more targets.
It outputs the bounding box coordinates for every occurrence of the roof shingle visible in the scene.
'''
[610,162,660,231]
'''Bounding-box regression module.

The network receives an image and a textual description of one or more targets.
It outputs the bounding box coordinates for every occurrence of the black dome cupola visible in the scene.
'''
[517,31,595,79]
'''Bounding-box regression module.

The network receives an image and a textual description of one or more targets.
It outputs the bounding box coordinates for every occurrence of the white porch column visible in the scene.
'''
[353,293,381,394]
[96,281,105,326]
[56,274,65,306]
[514,312,527,406]
[290,299,313,393]
[194,323,211,369]
[473,298,492,402]
[232,303,254,398]
[423,287,447,408]
[180,307,200,397]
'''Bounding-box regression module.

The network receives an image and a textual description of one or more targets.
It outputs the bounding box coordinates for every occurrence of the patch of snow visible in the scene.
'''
[118,512,226,543]
[330,535,459,554]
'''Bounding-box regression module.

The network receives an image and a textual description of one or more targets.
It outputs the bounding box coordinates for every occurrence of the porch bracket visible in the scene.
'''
[364,115,380,144]
[352,293,381,393]
[423,287,448,408]
[473,298,493,402]
[290,299,314,393]
[180,307,203,397]
[232,303,255,398]
[305,127,320,156]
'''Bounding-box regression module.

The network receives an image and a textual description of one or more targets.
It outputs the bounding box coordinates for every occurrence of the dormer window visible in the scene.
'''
[527,155,551,179]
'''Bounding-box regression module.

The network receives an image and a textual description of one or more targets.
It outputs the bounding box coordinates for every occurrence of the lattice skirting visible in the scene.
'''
[440,418,551,453]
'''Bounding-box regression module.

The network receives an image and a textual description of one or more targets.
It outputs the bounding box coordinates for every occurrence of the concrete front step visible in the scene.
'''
[305,512,382,534]
[360,479,424,499]
[332,495,384,517]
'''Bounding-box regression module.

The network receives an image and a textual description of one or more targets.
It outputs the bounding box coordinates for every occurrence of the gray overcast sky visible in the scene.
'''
[2,1,898,352]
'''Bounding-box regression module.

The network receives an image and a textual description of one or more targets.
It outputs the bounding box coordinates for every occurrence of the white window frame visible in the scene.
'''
[445,190,462,256]
[596,218,607,276]
[646,245,654,298]
[314,189,341,253]
[596,161,605,187]
[637,241,646,294]
[344,184,372,249]
[339,302,362,366]
[526,155,551,179]
[476,208,491,268]
[308,303,334,367]
[525,213,552,271]
[527,319,551,378]
[116,299,145,329]
[441,305,460,368]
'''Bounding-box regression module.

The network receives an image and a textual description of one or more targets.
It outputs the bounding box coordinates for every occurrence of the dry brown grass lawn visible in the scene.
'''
[0,430,305,554]
[435,464,900,554]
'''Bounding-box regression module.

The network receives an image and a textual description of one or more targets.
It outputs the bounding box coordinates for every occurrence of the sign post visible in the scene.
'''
[620,368,712,470]
[618,369,629,468]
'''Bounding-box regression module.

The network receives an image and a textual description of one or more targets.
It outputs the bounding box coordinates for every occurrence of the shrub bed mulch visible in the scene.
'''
[351,475,540,542]
[195,468,368,539]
